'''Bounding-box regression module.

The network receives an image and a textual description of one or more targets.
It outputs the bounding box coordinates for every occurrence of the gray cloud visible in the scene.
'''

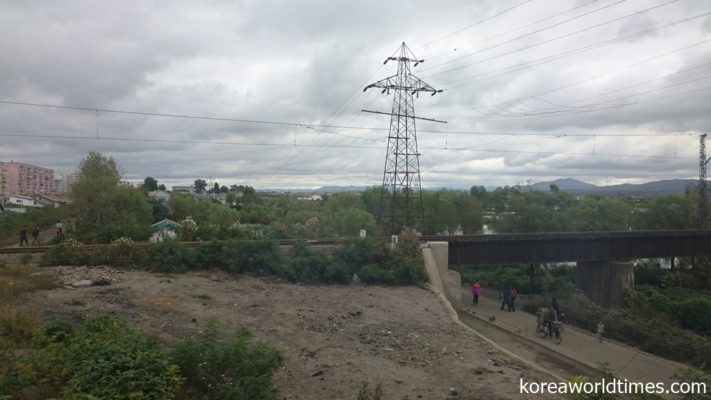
[0,0,709,189]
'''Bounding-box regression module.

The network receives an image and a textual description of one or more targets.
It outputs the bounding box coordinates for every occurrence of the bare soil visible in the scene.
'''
[18,265,561,400]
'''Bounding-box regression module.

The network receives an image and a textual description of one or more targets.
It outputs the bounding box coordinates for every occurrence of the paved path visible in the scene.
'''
[461,288,688,386]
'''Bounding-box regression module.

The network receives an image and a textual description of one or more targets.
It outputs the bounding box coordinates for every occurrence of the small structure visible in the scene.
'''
[151,218,180,232]
[7,195,42,207]
[172,185,195,194]
[150,218,181,242]
[147,189,171,203]
[38,193,72,207]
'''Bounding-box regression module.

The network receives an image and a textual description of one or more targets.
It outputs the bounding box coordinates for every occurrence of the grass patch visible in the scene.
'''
[0,264,58,346]
[0,265,58,304]
[63,299,86,307]
[193,293,211,301]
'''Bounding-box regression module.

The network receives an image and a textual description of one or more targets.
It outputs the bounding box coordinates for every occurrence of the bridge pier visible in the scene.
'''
[575,260,635,308]
[422,242,463,310]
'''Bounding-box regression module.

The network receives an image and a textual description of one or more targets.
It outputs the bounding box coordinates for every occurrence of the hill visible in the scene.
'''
[531,178,696,197]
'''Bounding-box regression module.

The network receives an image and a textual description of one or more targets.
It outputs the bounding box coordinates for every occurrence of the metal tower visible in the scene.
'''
[700,134,710,228]
[363,42,444,234]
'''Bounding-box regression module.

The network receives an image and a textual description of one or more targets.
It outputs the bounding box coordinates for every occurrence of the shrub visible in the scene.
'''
[392,258,423,285]
[673,368,711,400]
[195,240,225,269]
[0,308,38,346]
[280,241,331,283]
[1,316,180,400]
[172,321,282,400]
[322,260,351,284]
[148,239,195,273]
[359,264,393,284]
[41,238,90,266]
[333,237,394,277]
[19,253,33,265]
[62,318,180,399]
[219,240,281,275]
[676,297,711,333]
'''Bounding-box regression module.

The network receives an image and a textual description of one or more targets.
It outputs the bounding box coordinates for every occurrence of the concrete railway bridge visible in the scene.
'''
[422,229,711,307]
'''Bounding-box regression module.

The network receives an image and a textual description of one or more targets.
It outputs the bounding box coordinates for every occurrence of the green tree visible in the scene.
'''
[70,152,152,242]
[71,152,121,225]
[469,185,487,202]
[323,192,364,214]
[565,197,631,231]
[149,198,170,223]
[321,208,376,237]
[360,186,387,217]
[633,195,694,230]
[194,179,207,194]
[242,186,259,204]
[143,176,158,191]
[168,194,198,222]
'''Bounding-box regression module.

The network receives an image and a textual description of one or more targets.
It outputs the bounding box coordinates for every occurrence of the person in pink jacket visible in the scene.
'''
[471,280,481,305]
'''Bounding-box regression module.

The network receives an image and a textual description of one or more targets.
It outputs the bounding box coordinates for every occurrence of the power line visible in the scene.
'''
[421,0,604,63]
[470,70,711,118]
[470,84,711,122]
[0,131,696,160]
[0,97,702,138]
[421,0,659,76]
[445,40,711,114]
[437,10,711,92]
[420,0,533,47]
[433,5,707,87]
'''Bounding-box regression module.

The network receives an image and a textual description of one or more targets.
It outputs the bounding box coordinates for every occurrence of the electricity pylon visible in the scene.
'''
[700,134,710,228]
[363,42,444,234]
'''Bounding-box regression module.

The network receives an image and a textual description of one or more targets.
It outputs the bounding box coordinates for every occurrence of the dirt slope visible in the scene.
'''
[19,266,561,400]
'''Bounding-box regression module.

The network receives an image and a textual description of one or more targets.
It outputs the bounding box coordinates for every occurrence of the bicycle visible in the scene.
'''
[536,308,563,344]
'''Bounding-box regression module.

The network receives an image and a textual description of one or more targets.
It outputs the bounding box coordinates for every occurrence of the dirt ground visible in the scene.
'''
[17,265,561,400]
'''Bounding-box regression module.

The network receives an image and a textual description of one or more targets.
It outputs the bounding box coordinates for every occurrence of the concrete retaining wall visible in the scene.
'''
[422,241,463,310]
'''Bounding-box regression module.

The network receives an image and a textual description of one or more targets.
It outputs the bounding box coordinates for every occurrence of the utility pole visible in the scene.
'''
[363,42,444,234]
[700,134,710,228]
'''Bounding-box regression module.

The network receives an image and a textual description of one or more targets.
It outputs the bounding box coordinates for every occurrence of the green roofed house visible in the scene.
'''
[150,218,180,242]
[151,218,180,232]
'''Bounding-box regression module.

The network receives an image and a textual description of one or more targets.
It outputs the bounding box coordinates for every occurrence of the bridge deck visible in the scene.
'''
[431,230,711,266]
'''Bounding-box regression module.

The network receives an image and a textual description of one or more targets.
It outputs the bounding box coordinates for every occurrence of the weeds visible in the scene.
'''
[357,383,384,400]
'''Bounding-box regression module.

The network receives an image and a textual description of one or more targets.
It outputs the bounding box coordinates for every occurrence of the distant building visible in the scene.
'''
[38,193,72,208]
[6,195,42,208]
[297,193,323,201]
[0,161,54,197]
[64,172,81,191]
[172,185,195,194]
[53,178,65,193]
[148,190,171,202]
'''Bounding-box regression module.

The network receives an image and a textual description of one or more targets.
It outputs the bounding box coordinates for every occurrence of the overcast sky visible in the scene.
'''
[1,0,710,189]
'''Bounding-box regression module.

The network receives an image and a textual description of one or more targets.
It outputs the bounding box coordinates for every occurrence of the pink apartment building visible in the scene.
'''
[0,161,54,197]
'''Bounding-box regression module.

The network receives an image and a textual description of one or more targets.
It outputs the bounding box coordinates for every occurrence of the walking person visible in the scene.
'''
[20,227,29,246]
[508,287,519,312]
[31,225,40,245]
[55,220,63,236]
[597,321,605,343]
[471,280,481,305]
[500,287,511,311]
[551,297,561,321]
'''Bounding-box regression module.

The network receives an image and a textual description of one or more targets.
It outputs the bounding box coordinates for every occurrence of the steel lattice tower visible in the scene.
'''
[700,134,709,228]
[363,43,443,234]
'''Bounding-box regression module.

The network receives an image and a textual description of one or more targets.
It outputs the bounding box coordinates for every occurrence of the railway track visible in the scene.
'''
[0,238,347,255]
[3,230,706,255]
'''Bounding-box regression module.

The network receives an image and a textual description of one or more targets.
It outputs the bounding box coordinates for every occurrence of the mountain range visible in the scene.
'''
[530,178,698,196]
[259,178,698,197]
